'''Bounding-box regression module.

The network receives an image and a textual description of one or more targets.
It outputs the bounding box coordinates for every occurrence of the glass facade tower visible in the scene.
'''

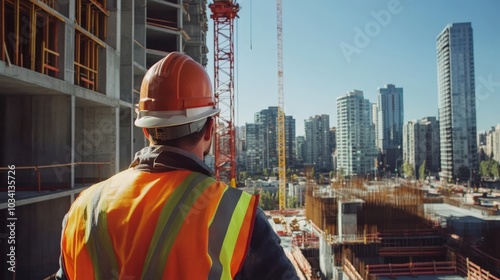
[437,22,478,180]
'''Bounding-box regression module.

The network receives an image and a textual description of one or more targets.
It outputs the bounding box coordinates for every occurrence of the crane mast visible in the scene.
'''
[277,0,286,210]
[209,1,239,187]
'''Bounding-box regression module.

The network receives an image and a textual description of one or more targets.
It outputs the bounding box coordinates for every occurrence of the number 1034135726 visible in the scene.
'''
[7,165,16,215]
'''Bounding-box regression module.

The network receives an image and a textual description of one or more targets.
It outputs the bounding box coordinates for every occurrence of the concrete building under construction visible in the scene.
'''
[0,0,208,278]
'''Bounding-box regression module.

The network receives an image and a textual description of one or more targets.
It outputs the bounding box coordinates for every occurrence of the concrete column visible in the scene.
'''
[63,23,75,84]
[120,0,134,103]
[105,47,120,99]
[71,95,75,188]
[105,0,121,99]
[63,0,76,83]
[115,106,120,173]
[134,0,146,67]
[106,0,121,52]
[130,107,135,163]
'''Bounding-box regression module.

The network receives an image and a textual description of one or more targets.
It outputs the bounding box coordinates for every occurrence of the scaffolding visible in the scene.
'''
[74,0,107,92]
[1,0,62,75]
[1,0,108,92]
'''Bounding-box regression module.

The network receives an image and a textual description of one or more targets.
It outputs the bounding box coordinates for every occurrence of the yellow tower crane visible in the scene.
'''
[276,0,286,211]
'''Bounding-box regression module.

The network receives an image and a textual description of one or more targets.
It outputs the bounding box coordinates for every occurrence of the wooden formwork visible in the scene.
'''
[306,178,432,237]
[1,0,62,75]
[0,0,108,92]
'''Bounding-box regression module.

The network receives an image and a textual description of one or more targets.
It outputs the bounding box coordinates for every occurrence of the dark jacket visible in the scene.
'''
[57,145,298,279]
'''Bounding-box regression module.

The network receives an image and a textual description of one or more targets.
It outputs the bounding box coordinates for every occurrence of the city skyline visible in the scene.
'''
[206,1,500,136]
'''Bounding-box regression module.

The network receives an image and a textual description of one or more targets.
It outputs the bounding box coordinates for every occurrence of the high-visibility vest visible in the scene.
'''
[61,169,258,280]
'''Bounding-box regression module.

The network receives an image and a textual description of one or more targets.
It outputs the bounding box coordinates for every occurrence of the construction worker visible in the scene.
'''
[56,52,298,279]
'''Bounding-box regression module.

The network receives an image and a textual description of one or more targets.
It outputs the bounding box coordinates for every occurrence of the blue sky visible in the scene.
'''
[206,0,500,136]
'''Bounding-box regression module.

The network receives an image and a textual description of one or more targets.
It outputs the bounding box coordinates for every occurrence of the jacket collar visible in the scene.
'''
[130,145,213,176]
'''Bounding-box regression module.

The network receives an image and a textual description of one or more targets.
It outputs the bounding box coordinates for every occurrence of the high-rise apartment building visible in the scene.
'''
[304,115,332,171]
[491,126,500,164]
[336,91,376,176]
[329,127,337,159]
[479,124,500,164]
[437,22,478,180]
[285,115,297,169]
[403,117,441,177]
[252,107,295,172]
[329,127,337,173]
[0,1,208,277]
[235,126,246,172]
[371,103,379,150]
[296,136,306,166]
[377,84,404,174]
[244,123,264,174]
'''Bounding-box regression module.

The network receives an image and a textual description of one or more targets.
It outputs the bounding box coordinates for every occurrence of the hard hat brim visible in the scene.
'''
[135,106,220,128]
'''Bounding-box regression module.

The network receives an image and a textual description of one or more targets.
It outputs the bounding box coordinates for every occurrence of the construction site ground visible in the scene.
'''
[261,177,500,280]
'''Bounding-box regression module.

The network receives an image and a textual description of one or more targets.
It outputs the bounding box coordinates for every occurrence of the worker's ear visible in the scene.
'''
[204,117,215,141]
[143,128,150,139]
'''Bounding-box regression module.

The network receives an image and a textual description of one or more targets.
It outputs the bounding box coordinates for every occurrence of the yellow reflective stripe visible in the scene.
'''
[218,191,252,279]
[84,184,119,280]
[208,188,242,280]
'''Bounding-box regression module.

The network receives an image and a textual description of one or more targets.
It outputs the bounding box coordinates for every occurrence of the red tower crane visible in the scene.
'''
[209,1,239,187]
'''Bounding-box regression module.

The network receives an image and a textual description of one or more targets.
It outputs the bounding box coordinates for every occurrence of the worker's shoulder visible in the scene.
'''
[77,169,134,195]
[186,172,254,196]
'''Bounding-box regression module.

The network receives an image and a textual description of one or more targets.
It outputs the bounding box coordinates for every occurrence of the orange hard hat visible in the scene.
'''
[135,52,220,128]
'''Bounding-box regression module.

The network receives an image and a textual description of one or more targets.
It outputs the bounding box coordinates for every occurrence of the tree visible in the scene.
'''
[287,195,299,208]
[480,160,490,178]
[419,160,426,180]
[492,160,500,178]
[402,161,414,179]
[480,159,500,179]
[259,191,277,210]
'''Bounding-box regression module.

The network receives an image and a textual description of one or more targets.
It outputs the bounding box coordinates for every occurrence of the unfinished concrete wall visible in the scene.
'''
[74,105,116,183]
[0,95,71,187]
[107,48,121,99]
[0,196,72,279]
[0,95,34,178]
[183,0,208,66]
[119,107,133,170]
